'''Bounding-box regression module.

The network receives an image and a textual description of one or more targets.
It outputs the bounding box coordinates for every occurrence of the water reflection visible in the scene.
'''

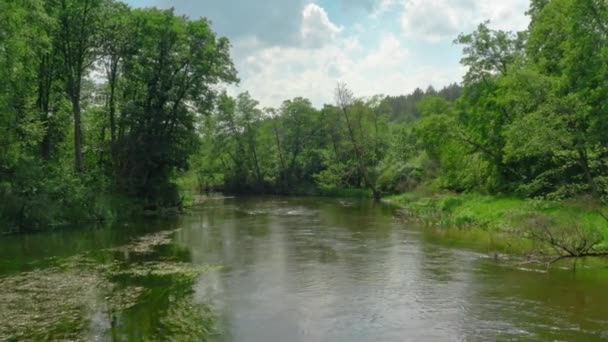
[177,197,608,342]
[2,196,608,341]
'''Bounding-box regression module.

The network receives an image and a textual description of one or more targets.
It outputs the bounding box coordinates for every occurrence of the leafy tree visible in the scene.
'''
[115,8,237,205]
[99,0,134,162]
[56,0,104,173]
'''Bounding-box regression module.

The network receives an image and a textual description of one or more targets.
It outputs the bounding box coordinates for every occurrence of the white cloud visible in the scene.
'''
[301,3,343,48]
[131,0,530,108]
[478,0,530,31]
[230,31,462,107]
[222,0,529,108]
[400,0,529,42]
[370,0,398,17]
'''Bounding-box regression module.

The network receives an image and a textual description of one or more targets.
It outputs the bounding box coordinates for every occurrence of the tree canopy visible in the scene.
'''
[0,0,236,231]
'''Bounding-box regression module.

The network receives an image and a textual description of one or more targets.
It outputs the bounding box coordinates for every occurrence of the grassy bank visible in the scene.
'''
[384,192,608,262]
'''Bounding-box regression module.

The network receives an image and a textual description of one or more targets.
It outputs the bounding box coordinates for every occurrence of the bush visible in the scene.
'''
[0,158,118,233]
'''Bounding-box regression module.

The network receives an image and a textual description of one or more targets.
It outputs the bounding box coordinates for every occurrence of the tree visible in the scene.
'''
[99,0,133,163]
[519,0,608,199]
[335,83,380,199]
[279,97,320,185]
[56,0,103,173]
[236,92,264,185]
[116,8,237,204]
[452,22,529,192]
[455,21,526,84]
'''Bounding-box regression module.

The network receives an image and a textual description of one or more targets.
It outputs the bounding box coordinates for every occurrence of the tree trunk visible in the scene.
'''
[38,54,53,160]
[109,62,117,157]
[249,134,262,185]
[108,62,119,178]
[73,93,84,173]
[41,134,52,161]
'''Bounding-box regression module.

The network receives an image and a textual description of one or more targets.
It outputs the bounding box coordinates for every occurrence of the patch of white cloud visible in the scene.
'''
[400,0,529,42]
[370,0,398,17]
[131,0,529,107]
[230,29,461,107]
[227,2,466,107]
[222,0,530,107]
[301,3,343,48]
[477,0,530,31]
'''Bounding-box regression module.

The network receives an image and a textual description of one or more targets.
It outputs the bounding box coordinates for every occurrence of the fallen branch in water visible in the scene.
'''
[523,213,608,269]
[549,252,608,265]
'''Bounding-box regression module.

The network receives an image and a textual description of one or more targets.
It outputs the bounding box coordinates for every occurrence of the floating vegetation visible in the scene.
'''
[107,285,148,311]
[111,229,179,254]
[111,262,213,279]
[156,297,217,342]
[0,229,218,341]
[0,268,105,341]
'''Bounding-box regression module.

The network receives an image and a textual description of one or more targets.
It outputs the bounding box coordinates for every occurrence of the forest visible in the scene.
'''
[1,0,608,234]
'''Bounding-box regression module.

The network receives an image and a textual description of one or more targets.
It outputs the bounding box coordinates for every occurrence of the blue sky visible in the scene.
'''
[125,0,530,107]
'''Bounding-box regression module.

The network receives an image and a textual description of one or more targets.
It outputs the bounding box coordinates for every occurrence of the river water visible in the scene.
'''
[1,196,608,341]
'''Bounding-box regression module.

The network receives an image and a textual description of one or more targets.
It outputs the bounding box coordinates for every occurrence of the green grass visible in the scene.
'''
[384,191,608,254]
[318,187,372,198]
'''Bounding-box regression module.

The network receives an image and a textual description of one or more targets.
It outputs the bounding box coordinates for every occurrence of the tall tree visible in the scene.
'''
[117,8,237,203]
[335,83,380,199]
[236,92,264,185]
[99,0,133,163]
[56,0,102,173]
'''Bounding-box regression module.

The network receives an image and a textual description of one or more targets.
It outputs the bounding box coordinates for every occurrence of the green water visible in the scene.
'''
[1,196,608,341]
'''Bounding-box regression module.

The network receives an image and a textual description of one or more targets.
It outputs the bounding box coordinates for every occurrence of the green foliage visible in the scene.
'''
[0,0,236,231]
[3,0,608,236]
[191,81,468,198]
[114,8,237,205]
[0,159,110,232]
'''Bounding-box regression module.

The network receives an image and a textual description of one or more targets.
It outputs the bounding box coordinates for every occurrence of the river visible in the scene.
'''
[1,196,608,341]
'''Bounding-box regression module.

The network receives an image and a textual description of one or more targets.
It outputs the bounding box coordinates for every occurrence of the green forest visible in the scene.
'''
[2,0,608,245]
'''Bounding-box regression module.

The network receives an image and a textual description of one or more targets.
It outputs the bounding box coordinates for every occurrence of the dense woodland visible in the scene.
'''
[1,0,608,232]
[0,0,237,231]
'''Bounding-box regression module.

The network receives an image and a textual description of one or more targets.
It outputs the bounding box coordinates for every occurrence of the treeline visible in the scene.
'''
[196,0,608,203]
[2,0,607,231]
[0,0,236,231]
[194,84,461,198]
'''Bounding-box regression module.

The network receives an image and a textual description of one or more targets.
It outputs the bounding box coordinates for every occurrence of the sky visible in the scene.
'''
[125,0,531,107]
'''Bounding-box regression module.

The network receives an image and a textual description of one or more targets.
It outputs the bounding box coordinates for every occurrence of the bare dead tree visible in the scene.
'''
[526,214,608,270]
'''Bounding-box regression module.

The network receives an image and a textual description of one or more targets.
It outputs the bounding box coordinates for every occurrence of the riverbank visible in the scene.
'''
[383,192,608,263]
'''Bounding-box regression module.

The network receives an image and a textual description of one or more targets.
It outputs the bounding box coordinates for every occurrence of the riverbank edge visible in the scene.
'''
[382,192,608,260]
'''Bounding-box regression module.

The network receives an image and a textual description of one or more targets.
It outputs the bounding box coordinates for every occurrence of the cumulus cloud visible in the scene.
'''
[133,0,530,107]
[301,4,343,48]
[400,0,529,42]
[153,0,400,46]
[228,1,475,107]
[477,0,530,31]
[230,31,460,107]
